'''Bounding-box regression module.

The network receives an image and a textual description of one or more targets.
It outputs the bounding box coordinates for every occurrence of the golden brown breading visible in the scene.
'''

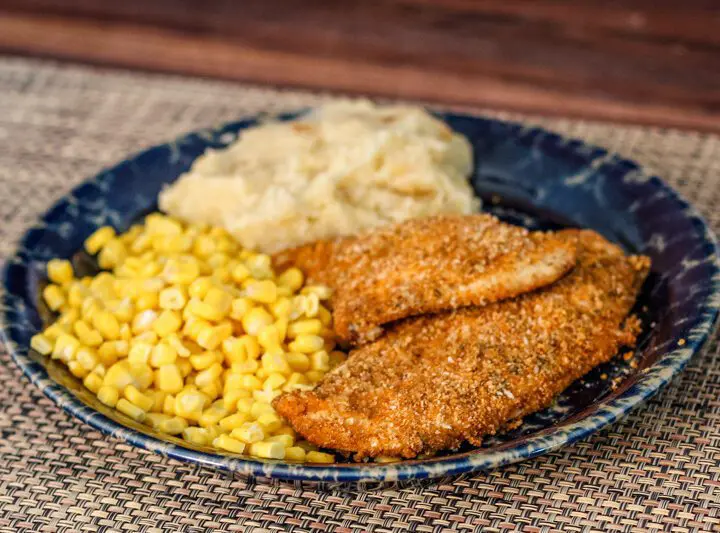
[273,215,578,344]
[274,230,650,459]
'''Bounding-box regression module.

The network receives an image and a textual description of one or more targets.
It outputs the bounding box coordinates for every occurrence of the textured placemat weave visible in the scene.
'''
[0,57,718,533]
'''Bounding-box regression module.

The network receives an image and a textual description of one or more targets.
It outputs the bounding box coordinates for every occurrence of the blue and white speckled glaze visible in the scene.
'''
[2,111,718,485]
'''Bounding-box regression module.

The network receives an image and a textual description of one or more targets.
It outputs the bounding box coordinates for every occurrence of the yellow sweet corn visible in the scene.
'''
[116,398,146,422]
[36,213,341,462]
[248,441,285,460]
[84,226,116,255]
[213,434,246,454]
[30,333,53,355]
[306,451,335,463]
[47,259,74,286]
[230,422,265,444]
[97,385,119,407]
[43,284,66,311]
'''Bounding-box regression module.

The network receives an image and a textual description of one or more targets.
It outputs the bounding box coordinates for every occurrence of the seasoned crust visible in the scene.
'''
[274,214,578,344]
[274,230,651,459]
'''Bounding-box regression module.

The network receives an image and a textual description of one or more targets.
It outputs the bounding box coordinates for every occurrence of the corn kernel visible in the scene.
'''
[108,299,135,324]
[245,280,278,304]
[158,416,188,435]
[231,422,265,443]
[264,373,286,391]
[195,363,223,388]
[287,319,323,338]
[315,304,332,326]
[97,385,119,407]
[52,334,80,362]
[163,394,176,415]
[146,213,183,235]
[285,446,306,462]
[98,239,127,270]
[174,388,207,421]
[47,259,74,286]
[306,370,325,384]
[43,284,66,311]
[75,347,99,371]
[310,350,330,372]
[152,310,182,337]
[124,385,154,412]
[148,389,167,412]
[306,451,335,463]
[222,388,251,411]
[104,362,136,393]
[289,334,324,354]
[145,412,172,430]
[155,364,184,394]
[284,372,309,391]
[196,326,221,350]
[277,267,304,292]
[286,352,310,372]
[268,434,294,448]
[199,402,229,428]
[248,441,285,459]
[128,342,152,367]
[150,343,177,367]
[232,358,260,375]
[73,320,103,346]
[85,226,116,255]
[218,413,250,433]
[213,434,246,454]
[44,324,67,341]
[129,363,154,390]
[257,324,281,351]
[183,427,210,446]
[270,297,292,319]
[96,342,119,366]
[242,307,273,336]
[68,360,89,378]
[261,351,292,375]
[177,358,193,377]
[189,352,217,371]
[302,293,320,318]
[296,440,318,452]
[131,310,158,334]
[116,398,146,422]
[30,333,53,355]
[162,257,200,285]
[158,286,187,310]
[229,297,253,320]
[257,412,283,433]
[83,372,103,393]
[92,310,121,340]
[245,254,273,280]
[301,285,333,300]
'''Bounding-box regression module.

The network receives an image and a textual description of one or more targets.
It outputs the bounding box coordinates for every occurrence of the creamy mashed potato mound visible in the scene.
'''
[159,101,478,253]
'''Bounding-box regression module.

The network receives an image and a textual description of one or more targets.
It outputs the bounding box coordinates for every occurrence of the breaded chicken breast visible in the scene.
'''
[273,215,578,344]
[274,230,650,459]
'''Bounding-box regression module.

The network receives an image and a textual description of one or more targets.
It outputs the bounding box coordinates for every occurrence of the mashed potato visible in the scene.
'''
[159,101,478,253]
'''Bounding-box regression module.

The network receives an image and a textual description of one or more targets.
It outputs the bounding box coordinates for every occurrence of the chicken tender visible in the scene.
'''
[273,214,578,344]
[274,230,650,459]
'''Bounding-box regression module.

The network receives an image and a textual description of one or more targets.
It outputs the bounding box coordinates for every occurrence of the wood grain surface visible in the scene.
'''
[0,0,719,131]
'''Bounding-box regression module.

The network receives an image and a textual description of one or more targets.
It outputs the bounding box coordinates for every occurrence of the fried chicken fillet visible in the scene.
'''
[273,214,578,344]
[274,230,650,459]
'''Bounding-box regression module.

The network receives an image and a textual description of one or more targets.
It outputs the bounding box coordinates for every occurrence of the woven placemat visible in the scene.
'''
[0,57,718,533]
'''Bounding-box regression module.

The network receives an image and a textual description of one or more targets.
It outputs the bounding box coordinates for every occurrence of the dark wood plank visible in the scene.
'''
[0,1,718,131]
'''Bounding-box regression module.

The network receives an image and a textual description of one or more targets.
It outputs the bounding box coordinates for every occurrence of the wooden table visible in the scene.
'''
[0,0,718,131]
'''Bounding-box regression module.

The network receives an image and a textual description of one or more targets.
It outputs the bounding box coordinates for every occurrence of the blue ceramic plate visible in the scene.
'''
[2,111,719,485]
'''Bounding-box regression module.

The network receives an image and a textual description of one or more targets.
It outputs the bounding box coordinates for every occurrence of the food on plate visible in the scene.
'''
[31,213,344,463]
[274,230,651,459]
[273,214,579,344]
[159,101,478,253]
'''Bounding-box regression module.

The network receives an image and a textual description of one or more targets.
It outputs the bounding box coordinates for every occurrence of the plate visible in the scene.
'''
[2,111,718,485]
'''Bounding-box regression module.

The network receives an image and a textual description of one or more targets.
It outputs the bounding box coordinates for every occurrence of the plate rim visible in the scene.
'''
[2,110,718,483]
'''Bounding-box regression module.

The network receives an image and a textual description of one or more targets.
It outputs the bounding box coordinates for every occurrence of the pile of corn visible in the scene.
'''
[31,213,343,463]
